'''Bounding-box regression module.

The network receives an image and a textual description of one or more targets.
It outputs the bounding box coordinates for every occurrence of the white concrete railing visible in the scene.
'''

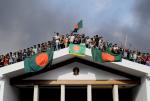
[0,48,150,77]
[0,48,69,76]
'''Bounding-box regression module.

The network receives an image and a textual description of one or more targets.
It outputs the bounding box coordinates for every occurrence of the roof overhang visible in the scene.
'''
[0,48,150,78]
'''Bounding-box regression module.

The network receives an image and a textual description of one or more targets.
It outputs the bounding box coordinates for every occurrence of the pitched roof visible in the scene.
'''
[0,48,150,78]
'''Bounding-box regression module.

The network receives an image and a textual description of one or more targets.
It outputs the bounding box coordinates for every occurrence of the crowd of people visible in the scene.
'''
[0,32,150,67]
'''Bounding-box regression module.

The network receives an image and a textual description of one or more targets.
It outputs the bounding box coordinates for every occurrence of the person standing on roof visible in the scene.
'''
[54,32,60,50]
[69,33,75,44]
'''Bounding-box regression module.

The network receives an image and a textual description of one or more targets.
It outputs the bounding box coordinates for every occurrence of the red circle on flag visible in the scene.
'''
[35,53,49,67]
[102,52,115,62]
[73,45,80,52]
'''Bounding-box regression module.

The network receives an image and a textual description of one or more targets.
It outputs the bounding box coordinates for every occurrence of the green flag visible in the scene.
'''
[77,20,83,29]
[91,48,122,63]
[73,20,83,32]
[69,44,86,56]
[24,48,54,72]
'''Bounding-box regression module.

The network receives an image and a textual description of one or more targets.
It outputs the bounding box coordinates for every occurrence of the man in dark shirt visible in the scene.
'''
[22,49,27,60]
[51,37,56,51]
[73,37,80,44]
[95,35,99,47]
[17,50,23,62]
[27,48,31,58]
[0,55,3,67]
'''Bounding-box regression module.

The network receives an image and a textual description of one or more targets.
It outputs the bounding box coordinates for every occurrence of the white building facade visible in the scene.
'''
[0,48,150,101]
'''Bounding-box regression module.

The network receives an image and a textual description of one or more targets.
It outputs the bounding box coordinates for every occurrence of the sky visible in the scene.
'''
[0,0,150,54]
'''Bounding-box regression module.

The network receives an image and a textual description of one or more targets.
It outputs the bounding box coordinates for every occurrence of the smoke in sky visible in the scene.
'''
[0,0,150,54]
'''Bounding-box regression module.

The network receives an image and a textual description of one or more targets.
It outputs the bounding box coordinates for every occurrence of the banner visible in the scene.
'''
[69,44,86,56]
[91,48,122,63]
[24,48,53,72]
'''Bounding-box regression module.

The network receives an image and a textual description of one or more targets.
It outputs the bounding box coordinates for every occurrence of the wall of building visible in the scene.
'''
[132,77,149,101]
[145,76,150,101]
[2,78,20,101]
[0,47,150,101]
[26,62,129,80]
[0,80,4,101]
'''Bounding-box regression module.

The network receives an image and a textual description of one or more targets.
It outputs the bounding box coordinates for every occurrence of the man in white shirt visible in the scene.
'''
[54,32,60,50]
[69,33,75,43]
[33,45,37,54]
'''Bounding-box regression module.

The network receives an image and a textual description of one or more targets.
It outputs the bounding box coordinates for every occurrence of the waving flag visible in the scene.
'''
[69,44,86,56]
[73,20,83,32]
[24,48,54,72]
[91,48,122,63]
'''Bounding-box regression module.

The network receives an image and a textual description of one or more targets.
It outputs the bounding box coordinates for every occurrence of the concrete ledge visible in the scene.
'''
[0,48,150,77]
